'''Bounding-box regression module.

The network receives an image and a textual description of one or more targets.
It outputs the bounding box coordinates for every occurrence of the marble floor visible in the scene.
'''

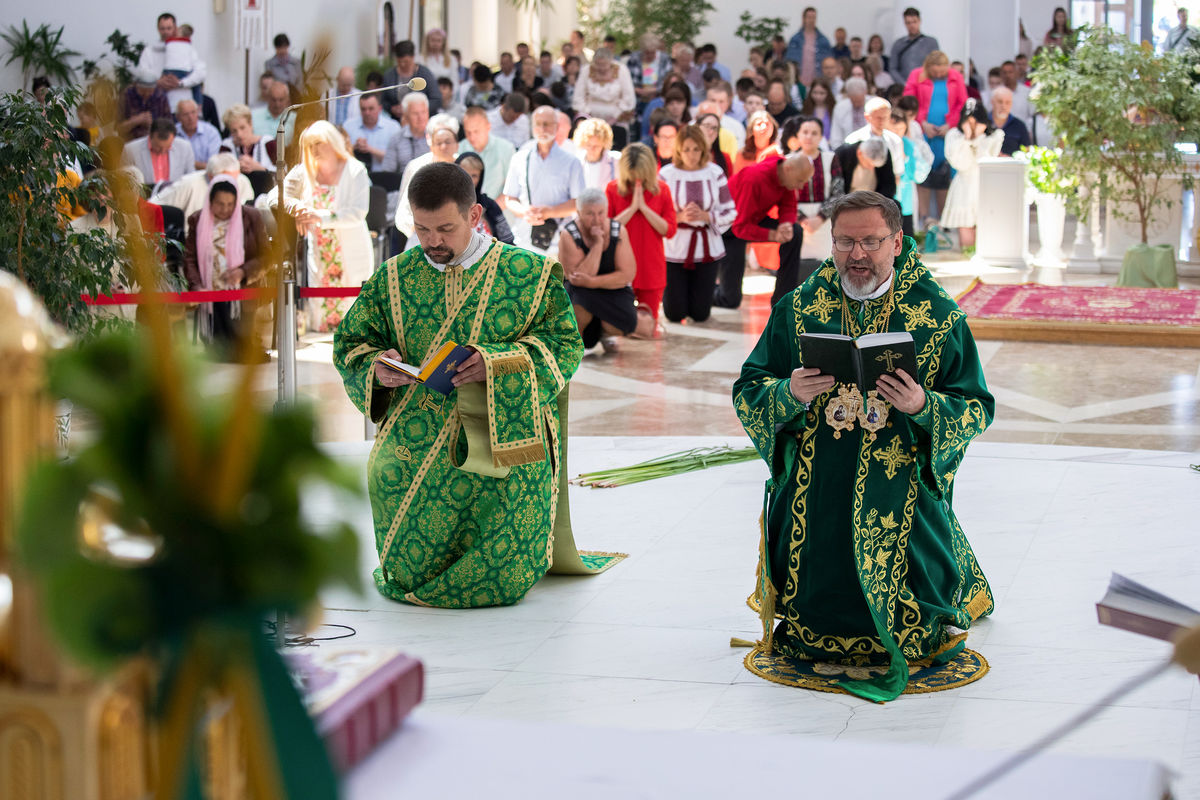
[229,250,1200,453]
[171,248,1200,794]
[314,436,1200,798]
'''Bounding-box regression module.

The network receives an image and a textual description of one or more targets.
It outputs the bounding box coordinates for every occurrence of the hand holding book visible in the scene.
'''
[876,369,926,414]
[375,342,478,395]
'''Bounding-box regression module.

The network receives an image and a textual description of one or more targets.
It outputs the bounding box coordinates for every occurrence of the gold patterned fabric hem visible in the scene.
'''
[742,645,988,701]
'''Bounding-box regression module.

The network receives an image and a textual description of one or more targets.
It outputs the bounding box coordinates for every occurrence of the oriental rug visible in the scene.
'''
[954,280,1200,347]
[742,646,989,699]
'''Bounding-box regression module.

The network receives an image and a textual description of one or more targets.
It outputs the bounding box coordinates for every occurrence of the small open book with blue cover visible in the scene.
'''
[378,342,472,395]
[799,331,917,393]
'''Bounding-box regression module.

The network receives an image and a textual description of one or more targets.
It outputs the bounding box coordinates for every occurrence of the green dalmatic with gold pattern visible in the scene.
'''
[334,240,583,608]
[733,237,995,702]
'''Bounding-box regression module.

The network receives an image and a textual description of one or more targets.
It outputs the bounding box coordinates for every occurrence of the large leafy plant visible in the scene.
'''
[1031,26,1200,244]
[1,20,80,91]
[81,29,145,89]
[597,0,716,55]
[0,87,125,336]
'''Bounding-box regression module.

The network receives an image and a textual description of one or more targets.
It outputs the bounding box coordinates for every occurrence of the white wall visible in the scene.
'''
[691,1,972,82]
[972,0,1019,77]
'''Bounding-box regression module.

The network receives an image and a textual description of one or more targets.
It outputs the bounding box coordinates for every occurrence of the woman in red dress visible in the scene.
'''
[605,142,677,336]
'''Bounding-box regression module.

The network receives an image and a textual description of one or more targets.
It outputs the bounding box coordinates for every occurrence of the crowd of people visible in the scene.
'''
[53,5,1074,350]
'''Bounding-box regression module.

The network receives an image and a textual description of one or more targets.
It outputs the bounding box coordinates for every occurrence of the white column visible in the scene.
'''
[1067,182,1101,273]
[975,157,1028,268]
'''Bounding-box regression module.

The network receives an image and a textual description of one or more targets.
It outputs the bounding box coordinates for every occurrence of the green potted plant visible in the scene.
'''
[735,12,789,53]
[597,0,715,54]
[1031,26,1200,282]
[1017,145,1077,265]
[0,87,128,338]
[1,20,80,91]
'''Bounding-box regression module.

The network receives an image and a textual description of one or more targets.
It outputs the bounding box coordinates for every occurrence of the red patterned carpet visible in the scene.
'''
[954,280,1200,347]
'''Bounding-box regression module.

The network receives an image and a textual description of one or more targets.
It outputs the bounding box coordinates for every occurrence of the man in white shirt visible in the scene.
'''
[175,99,220,170]
[829,77,869,148]
[500,106,585,255]
[134,12,206,110]
[843,96,905,185]
[488,93,532,149]
[150,152,255,232]
[328,66,362,128]
[493,52,518,94]
[1166,8,1200,51]
[999,60,1033,129]
[252,80,292,139]
[345,93,403,171]
[458,106,516,198]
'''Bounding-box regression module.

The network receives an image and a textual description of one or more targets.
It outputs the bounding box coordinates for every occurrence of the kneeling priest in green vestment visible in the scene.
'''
[334,162,584,608]
[733,190,995,702]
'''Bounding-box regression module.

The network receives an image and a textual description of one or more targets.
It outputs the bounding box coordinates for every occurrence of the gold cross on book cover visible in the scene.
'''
[378,342,472,396]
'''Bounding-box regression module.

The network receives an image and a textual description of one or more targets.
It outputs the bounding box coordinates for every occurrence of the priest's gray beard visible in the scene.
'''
[838,258,893,298]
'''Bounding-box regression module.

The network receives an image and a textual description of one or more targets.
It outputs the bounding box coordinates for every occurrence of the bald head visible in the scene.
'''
[777,152,815,190]
[176,98,200,134]
[336,66,355,93]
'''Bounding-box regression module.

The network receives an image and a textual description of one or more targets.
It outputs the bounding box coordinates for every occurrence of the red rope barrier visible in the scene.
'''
[82,286,362,305]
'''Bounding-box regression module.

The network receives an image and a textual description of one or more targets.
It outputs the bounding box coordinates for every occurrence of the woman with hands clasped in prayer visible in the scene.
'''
[272,120,372,332]
[604,142,678,336]
[559,187,650,352]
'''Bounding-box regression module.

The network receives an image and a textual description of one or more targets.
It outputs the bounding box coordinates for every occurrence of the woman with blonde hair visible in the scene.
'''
[659,125,736,324]
[604,142,677,334]
[904,49,965,226]
[572,117,619,189]
[271,119,371,332]
[420,28,457,88]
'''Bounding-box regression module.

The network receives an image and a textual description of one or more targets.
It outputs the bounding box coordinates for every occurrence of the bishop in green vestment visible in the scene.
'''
[733,191,995,702]
[334,162,583,608]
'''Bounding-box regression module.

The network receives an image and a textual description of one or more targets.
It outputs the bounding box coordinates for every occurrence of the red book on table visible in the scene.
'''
[287,647,425,772]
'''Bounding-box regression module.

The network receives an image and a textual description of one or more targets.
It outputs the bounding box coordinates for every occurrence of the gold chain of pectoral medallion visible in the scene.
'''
[823,282,896,441]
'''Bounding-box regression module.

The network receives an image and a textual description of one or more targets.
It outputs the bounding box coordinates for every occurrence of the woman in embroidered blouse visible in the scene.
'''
[573,117,620,190]
[658,125,736,324]
[273,120,371,332]
[605,142,677,336]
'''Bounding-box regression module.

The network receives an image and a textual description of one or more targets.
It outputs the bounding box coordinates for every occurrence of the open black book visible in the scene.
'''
[1096,573,1200,642]
[799,332,917,393]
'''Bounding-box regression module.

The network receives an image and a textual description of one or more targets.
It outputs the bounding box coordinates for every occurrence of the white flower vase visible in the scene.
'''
[1034,192,1067,266]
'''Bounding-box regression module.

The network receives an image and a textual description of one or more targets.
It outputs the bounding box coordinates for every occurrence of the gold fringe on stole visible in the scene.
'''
[492,441,549,467]
[964,586,992,620]
[489,354,531,376]
[757,510,777,653]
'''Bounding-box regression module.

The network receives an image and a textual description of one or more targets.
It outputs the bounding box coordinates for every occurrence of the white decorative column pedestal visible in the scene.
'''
[975,158,1027,268]
[1066,184,1102,273]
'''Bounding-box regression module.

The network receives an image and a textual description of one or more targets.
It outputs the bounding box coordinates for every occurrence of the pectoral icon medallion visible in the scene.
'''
[824,384,863,438]
[857,390,889,442]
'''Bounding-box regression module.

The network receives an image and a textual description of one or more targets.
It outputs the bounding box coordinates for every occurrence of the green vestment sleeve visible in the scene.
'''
[331,267,397,424]
[733,300,809,483]
[906,319,995,501]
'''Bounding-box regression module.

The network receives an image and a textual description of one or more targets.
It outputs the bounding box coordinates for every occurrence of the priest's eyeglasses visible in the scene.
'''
[832,230,899,252]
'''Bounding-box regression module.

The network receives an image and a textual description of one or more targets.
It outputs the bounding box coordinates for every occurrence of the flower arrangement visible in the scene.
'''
[1017,145,1078,196]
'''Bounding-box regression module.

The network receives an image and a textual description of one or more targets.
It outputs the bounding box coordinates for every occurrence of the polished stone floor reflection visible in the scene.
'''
[265,255,1200,452]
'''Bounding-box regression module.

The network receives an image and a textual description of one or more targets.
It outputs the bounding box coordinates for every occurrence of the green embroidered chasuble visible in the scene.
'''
[732,238,996,702]
[333,240,583,608]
